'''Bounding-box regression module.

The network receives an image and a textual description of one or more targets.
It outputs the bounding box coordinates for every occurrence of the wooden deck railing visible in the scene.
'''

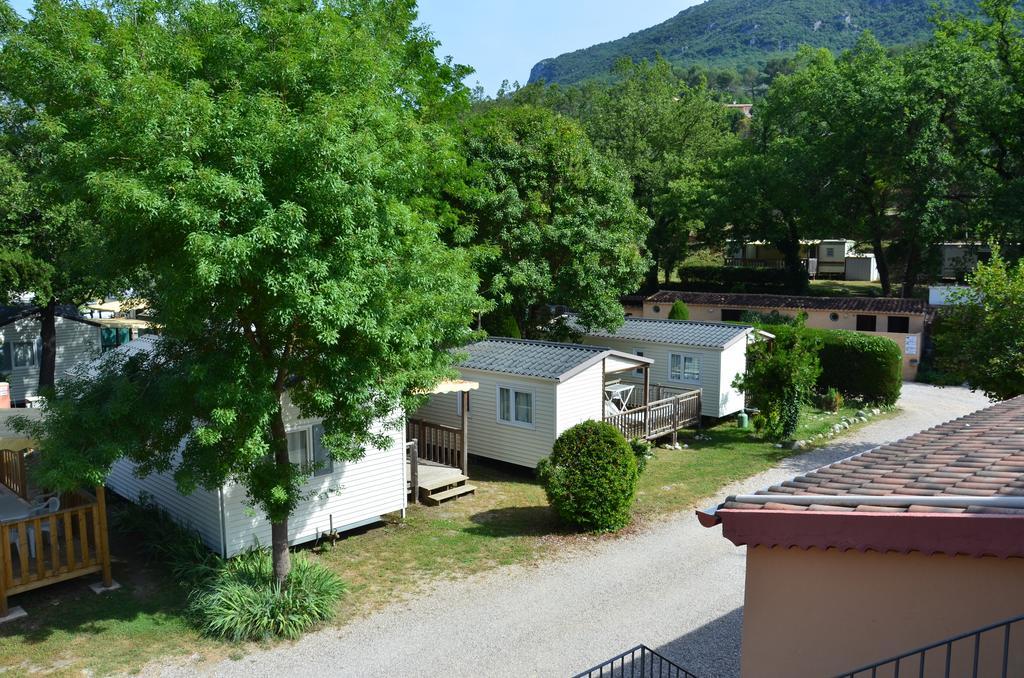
[0,449,28,500]
[0,486,112,615]
[406,419,466,474]
[606,390,701,442]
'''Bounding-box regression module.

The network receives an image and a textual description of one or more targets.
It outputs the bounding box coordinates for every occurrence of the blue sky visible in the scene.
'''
[6,0,701,94]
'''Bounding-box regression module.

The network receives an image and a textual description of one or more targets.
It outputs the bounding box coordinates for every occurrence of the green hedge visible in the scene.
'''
[760,325,902,406]
[815,330,902,406]
[537,420,638,532]
[674,265,809,294]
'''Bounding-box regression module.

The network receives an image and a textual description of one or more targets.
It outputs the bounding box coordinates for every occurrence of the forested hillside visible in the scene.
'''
[529,0,977,85]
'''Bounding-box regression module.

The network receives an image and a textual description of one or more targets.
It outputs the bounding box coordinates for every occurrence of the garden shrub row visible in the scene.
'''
[759,324,902,406]
[673,265,810,294]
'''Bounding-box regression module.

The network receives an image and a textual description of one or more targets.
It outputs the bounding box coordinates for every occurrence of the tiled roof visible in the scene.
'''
[646,291,928,315]
[717,397,1024,514]
[0,304,85,326]
[697,397,1024,557]
[458,338,646,382]
[573,316,753,349]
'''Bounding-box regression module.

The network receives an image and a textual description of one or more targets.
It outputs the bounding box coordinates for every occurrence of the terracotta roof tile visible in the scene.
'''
[646,290,928,315]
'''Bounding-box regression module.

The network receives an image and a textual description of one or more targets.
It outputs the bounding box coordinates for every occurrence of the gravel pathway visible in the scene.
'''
[152,383,990,678]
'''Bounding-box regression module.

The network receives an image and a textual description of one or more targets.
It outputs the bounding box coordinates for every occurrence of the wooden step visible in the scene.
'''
[420,483,476,506]
[417,473,469,492]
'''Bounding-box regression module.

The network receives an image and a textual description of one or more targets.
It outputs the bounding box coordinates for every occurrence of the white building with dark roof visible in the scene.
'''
[574,316,768,419]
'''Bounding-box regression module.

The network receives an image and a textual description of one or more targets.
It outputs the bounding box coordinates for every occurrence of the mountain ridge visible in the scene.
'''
[529,0,977,85]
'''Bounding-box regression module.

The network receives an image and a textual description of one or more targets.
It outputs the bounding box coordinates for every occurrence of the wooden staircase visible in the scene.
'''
[417,473,476,506]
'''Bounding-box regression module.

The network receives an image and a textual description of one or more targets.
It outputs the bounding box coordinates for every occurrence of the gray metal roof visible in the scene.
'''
[458,337,650,382]
[577,316,753,349]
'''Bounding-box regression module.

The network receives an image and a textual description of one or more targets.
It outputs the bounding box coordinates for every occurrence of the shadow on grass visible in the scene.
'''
[465,505,565,538]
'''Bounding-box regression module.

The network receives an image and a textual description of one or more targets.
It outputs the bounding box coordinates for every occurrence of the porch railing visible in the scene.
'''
[406,419,466,474]
[835,613,1024,678]
[572,644,697,678]
[0,486,112,616]
[606,389,701,441]
[0,448,28,500]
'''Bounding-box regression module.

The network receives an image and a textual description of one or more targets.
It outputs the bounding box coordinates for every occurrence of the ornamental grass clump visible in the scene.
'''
[188,550,346,642]
[537,420,639,532]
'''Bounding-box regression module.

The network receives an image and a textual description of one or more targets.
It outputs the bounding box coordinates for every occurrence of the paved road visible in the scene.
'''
[154,383,990,678]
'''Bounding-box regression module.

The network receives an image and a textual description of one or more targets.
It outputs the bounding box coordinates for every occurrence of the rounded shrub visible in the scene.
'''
[816,330,902,406]
[668,300,690,320]
[188,550,346,641]
[537,420,639,532]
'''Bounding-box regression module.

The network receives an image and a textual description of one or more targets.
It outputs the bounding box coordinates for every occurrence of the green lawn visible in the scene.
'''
[0,404,884,675]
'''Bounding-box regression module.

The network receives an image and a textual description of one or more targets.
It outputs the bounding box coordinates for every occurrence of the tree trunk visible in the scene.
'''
[269,404,291,586]
[777,224,806,293]
[901,240,920,299]
[871,231,891,297]
[38,298,57,390]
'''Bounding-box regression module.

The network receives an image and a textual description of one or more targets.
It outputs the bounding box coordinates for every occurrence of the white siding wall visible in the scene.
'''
[718,340,748,416]
[219,401,407,557]
[106,453,225,555]
[554,363,604,437]
[580,335,744,418]
[0,317,101,403]
[414,369,558,469]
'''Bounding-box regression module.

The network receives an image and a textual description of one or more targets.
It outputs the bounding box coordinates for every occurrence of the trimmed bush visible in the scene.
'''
[674,265,809,294]
[537,420,638,532]
[816,330,902,406]
[188,550,346,641]
[668,300,690,320]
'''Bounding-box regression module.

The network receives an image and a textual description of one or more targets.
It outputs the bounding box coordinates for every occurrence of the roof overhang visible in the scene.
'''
[697,508,1024,559]
[85,317,154,330]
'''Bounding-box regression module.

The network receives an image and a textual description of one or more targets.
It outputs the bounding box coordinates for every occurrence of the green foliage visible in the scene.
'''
[817,387,844,413]
[733,323,821,439]
[739,310,801,326]
[815,329,903,406]
[537,421,638,532]
[629,437,654,474]
[935,253,1024,400]
[667,301,690,321]
[188,550,345,642]
[676,265,807,294]
[10,0,485,582]
[442,104,649,337]
[527,0,976,87]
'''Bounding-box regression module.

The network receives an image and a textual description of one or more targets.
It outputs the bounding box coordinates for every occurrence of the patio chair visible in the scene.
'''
[8,495,60,559]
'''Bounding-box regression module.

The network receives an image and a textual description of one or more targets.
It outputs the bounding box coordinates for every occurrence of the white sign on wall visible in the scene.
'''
[904,335,918,356]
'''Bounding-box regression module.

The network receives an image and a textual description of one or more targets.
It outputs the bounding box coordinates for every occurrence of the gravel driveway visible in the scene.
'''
[152,383,990,678]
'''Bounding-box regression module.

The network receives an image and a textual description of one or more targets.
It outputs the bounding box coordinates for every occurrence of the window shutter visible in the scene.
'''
[312,423,332,477]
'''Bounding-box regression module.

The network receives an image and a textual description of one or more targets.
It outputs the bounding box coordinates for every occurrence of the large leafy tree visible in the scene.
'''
[935,253,1024,400]
[0,1,103,387]
[442,105,649,337]
[17,0,483,583]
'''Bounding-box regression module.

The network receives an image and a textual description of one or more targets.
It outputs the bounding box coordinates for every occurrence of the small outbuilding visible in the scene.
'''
[413,338,670,468]
[573,316,766,419]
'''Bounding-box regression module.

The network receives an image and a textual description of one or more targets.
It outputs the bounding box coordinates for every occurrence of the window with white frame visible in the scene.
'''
[13,341,36,368]
[633,349,645,376]
[497,385,533,427]
[287,425,334,476]
[669,352,700,384]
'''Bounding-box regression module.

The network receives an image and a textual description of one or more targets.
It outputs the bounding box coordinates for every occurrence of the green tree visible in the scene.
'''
[17,0,483,583]
[668,300,690,320]
[734,322,821,439]
[0,2,106,387]
[443,105,649,337]
[935,253,1024,400]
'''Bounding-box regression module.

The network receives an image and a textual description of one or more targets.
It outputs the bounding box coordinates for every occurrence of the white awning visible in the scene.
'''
[427,379,479,395]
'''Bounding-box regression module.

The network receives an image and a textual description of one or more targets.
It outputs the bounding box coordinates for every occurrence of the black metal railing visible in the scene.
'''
[835,613,1024,678]
[573,645,697,678]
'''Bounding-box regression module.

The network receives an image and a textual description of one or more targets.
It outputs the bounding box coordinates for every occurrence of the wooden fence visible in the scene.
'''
[406,419,466,474]
[0,448,28,500]
[606,390,701,442]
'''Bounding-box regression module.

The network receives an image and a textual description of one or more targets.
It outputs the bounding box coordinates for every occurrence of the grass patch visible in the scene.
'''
[0,404,886,674]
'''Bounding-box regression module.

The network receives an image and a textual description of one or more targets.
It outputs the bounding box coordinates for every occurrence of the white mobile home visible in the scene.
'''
[414,338,667,469]
[0,305,152,404]
[100,337,408,557]
[576,317,766,419]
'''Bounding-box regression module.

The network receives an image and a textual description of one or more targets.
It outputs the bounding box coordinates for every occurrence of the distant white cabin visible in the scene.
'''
[99,336,408,557]
[0,305,152,404]
[413,338,653,469]
[576,317,768,419]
